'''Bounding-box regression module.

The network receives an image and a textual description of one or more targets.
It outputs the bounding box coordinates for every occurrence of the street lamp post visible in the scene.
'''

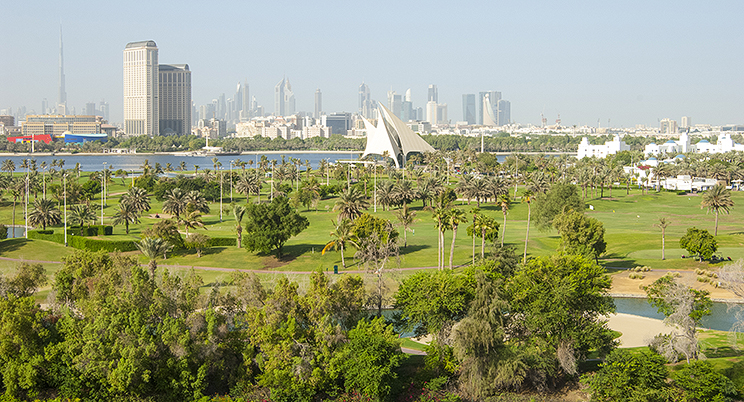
[64,173,67,246]
[219,166,223,222]
[101,163,106,225]
[24,162,28,239]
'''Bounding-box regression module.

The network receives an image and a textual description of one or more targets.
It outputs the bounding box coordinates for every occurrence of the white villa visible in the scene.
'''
[645,132,744,156]
[576,134,630,159]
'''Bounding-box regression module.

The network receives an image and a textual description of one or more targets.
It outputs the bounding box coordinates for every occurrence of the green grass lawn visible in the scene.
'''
[3,176,744,276]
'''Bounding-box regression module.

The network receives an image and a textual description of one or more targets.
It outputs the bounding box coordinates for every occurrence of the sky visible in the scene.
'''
[1,0,743,128]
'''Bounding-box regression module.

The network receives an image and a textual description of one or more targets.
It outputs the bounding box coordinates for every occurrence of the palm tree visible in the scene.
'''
[69,204,96,235]
[120,186,151,214]
[392,180,416,208]
[426,193,453,271]
[376,180,395,211]
[701,183,734,236]
[322,219,356,269]
[163,188,186,220]
[447,208,467,269]
[393,204,417,248]
[522,190,534,264]
[232,204,246,248]
[498,194,511,246]
[184,190,210,214]
[28,198,61,230]
[179,161,187,172]
[334,187,369,222]
[654,217,671,260]
[180,210,205,235]
[9,178,23,229]
[1,159,15,178]
[136,237,172,278]
[112,202,140,235]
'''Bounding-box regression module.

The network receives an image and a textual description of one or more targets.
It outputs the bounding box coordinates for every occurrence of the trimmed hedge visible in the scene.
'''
[69,236,138,252]
[207,237,238,247]
[28,229,137,252]
[66,225,113,236]
[27,230,65,244]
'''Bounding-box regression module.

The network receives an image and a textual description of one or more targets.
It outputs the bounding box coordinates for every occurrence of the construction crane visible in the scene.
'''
[541,112,547,128]
[556,113,561,126]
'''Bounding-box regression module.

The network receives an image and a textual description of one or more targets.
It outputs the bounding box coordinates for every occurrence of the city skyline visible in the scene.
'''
[1,1,743,128]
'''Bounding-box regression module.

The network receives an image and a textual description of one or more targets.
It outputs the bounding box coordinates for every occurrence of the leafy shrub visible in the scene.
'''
[69,236,138,252]
[66,225,113,236]
[0,224,7,239]
[207,237,238,247]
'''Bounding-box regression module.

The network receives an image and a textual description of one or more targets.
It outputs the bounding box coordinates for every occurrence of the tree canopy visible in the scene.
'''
[243,196,309,258]
[532,182,583,230]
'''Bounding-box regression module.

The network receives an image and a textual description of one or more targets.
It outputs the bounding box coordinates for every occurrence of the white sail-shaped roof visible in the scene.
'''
[361,102,436,168]
[482,94,497,126]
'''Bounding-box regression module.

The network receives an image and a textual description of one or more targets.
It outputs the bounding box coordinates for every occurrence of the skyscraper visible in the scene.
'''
[58,26,67,113]
[124,40,159,136]
[314,88,322,119]
[274,77,295,116]
[359,82,373,118]
[158,64,191,135]
[427,84,438,103]
[242,80,250,121]
[387,90,402,118]
[496,100,510,126]
[478,91,501,125]
[462,94,476,124]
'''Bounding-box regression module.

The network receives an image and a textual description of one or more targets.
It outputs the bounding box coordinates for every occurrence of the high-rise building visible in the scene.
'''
[496,100,510,126]
[99,101,109,121]
[123,40,159,136]
[58,26,67,113]
[315,88,322,119]
[427,84,438,102]
[462,94,476,125]
[660,118,678,135]
[41,99,48,115]
[680,116,691,129]
[478,91,501,125]
[387,91,402,118]
[241,81,250,121]
[274,77,295,116]
[85,102,96,116]
[322,112,352,135]
[426,101,438,124]
[359,82,373,118]
[158,64,191,135]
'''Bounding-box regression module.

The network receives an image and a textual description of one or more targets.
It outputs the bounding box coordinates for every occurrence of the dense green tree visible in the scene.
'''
[0,263,47,298]
[679,227,718,260]
[507,254,616,382]
[553,209,607,262]
[671,361,738,402]
[395,270,474,341]
[330,317,406,401]
[532,182,583,230]
[581,349,671,402]
[243,196,309,258]
[184,233,210,257]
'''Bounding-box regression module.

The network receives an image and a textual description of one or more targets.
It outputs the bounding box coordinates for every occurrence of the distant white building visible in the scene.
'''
[645,132,744,156]
[577,134,630,159]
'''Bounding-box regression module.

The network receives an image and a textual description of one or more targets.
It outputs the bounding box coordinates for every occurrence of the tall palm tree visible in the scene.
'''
[426,193,453,270]
[334,187,369,222]
[180,210,205,235]
[112,202,140,235]
[393,204,417,248]
[701,183,734,236]
[179,161,187,172]
[1,159,15,178]
[136,237,173,278]
[232,204,246,248]
[392,180,416,208]
[654,217,671,260]
[120,186,151,214]
[522,190,534,264]
[498,194,511,246]
[28,198,61,230]
[69,204,96,235]
[376,180,395,211]
[322,218,356,269]
[9,178,23,229]
[163,188,186,220]
[184,190,210,214]
[447,208,467,269]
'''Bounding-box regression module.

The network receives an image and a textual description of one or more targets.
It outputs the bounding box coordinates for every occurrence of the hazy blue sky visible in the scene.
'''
[1,0,742,128]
